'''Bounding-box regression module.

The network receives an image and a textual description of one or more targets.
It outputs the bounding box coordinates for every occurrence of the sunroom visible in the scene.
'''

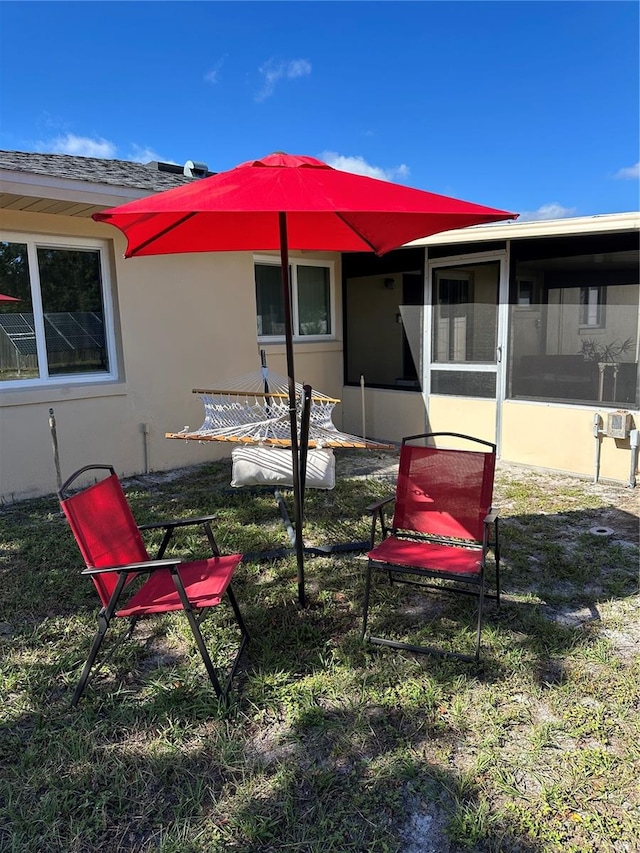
[340,213,640,483]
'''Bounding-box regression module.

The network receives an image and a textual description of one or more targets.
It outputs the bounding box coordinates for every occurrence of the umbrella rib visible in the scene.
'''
[127,212,198,256]
[334,212,378,252]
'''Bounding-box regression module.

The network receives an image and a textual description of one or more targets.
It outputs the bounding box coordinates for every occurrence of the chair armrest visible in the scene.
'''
[366,496,395,514]
[81,557,182,576]
[138,514,217,531]
[482,511,500,559]
[140,514,223,560]
[366,495,395,547]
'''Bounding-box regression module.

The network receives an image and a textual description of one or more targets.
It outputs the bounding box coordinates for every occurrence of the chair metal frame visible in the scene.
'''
[59,464,250,706]
[362,432,500,663]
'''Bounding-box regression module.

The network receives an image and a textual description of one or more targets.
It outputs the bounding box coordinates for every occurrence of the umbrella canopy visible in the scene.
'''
[93,151,517,606]
[0,293,20,301]
[93,152,515,258]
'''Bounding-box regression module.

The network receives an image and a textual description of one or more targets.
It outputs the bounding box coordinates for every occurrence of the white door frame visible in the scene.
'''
[424,247,510,452]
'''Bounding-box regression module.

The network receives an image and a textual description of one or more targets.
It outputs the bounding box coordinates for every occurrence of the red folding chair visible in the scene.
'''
[362,433,500,663]
[59,464,249,706]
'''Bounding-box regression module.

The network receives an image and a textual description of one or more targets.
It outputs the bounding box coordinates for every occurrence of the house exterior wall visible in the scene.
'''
[0,208,344,500]
[340,386,427,444]
[341,388,636,482]
[500,401,635,481]
[340,390,497,446]
[423,396,497,443]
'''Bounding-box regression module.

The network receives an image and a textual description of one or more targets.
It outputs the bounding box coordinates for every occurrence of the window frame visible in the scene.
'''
[432,269,475,364]
[254,255,336,342]
[0,232,118,390]
[579,284,606,329]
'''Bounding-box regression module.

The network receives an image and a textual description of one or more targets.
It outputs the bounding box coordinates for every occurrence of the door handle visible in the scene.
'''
[496,346,502,363]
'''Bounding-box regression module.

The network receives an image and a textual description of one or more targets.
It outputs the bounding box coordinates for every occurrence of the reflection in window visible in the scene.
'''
[509,254,639,407]
[255,262,286,336]
[38,247,107,375]
[255,259,333,339]
[434,273,472,361]
[298,265,330,336]
[0,240,111,385]
[432,264,498,365]
[580,285,605,328]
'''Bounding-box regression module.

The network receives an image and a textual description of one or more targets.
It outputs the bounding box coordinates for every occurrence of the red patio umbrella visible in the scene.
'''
[93,152,517,606]
[0,293,20,301]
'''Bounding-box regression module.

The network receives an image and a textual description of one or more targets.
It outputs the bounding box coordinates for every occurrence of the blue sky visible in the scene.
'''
[1,0,638,221]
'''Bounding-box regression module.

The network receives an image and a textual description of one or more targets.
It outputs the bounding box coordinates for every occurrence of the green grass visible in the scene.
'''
[1,453,638,852]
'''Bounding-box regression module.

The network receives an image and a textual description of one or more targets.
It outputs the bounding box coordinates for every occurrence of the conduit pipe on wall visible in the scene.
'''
[629,429,639,489]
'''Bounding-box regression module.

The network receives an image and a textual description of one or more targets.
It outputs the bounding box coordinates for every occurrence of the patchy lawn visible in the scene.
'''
[1,450,638,852]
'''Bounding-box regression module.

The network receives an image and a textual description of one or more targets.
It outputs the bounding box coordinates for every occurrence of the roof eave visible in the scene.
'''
[406,211,640,248]
[1,168,153,208]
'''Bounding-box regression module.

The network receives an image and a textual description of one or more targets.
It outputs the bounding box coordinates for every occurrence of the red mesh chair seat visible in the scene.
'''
[59,464,249,706]
[368,537,482,576]
[362,433,500,664]
[117,556,239,617]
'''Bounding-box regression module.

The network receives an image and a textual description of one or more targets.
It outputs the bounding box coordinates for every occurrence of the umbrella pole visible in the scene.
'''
[279,212,306,607]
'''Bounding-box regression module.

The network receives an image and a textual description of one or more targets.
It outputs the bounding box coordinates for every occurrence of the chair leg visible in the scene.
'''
[226,585,250,642]
[170,568,248,703]
[180,604,226,701]
[494,520,501,609]
[362,561,374,639]
[474,579,486,664]
[363,560,488,664]
[71,572,132,707]
[222,585,250,694]
[71,609,110,707]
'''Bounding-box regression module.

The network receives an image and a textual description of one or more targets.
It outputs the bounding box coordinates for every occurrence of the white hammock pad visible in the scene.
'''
[230,446,335,490]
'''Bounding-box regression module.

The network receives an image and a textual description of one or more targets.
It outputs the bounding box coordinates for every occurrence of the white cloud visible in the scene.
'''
[287,59,311,79]
[204,55,227,85]
[129,144,169,164]
[517,202,577,222]
[46,133,116,159]
[321,151,410,183]
[614,161,640,180]
[37,134,176,164]
[255,58,311,101]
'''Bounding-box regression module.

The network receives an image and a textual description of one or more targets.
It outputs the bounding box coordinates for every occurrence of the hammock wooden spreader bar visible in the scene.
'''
[164,364,394,450]
[165,429,390,449]
[192,388,341,404]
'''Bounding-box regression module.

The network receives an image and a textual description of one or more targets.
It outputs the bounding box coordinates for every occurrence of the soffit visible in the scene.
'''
[0,150,202,219]
[0,191,108,218]
[0,173,152,219]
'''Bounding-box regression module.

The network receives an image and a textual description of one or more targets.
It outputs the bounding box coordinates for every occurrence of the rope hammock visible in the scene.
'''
[165,366,391,450]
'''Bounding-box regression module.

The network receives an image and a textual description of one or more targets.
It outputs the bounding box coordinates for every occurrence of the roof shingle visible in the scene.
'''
[0,150,211,193]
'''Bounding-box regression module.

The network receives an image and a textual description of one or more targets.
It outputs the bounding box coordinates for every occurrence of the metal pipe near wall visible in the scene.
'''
[629,428,639,488]
[141,422,150,474]
[593,413,603,484]
[48,408,63,492]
